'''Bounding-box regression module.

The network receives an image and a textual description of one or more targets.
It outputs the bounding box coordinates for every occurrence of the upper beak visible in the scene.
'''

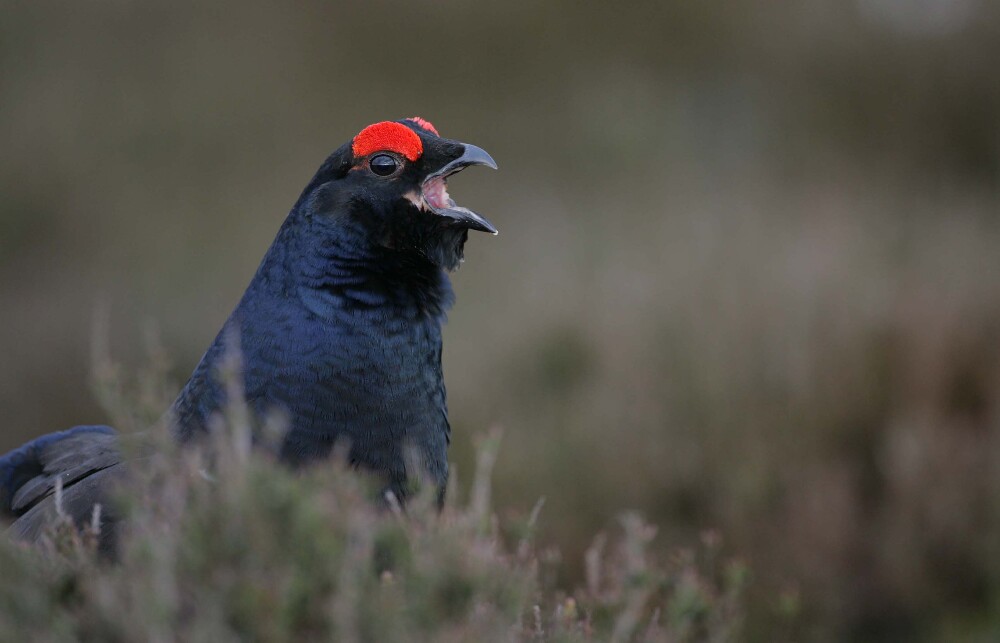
[421,143,499,235]
[435,143,499,174]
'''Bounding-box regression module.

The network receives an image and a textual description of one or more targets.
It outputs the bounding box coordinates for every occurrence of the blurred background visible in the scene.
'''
[2,1,999,640]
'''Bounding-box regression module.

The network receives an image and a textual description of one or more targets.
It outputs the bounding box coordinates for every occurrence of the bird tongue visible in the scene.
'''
[423,176,452,210]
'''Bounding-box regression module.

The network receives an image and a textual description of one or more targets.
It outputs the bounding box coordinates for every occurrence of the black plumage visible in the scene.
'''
[1,117,497,547]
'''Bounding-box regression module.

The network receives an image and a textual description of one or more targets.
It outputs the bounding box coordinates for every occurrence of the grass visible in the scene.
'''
[0,350,751,643]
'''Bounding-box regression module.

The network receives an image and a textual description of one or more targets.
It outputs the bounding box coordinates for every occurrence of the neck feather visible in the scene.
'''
[256,210,456,321]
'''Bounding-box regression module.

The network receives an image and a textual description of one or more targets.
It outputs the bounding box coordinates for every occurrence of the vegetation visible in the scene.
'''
[0,354,750,642]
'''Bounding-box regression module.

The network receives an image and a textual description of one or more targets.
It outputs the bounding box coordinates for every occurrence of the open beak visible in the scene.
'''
[420,144,499,235]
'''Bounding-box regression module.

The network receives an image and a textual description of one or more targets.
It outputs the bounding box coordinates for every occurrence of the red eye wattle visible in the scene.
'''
[352,121,423,161]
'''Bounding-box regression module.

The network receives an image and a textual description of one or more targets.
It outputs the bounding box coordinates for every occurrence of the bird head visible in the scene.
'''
[296,117,498,271]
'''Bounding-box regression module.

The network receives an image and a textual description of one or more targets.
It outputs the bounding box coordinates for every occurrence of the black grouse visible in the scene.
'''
[0,117,498,550]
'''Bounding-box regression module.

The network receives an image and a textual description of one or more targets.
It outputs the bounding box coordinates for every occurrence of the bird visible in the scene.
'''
[0,117,498,551]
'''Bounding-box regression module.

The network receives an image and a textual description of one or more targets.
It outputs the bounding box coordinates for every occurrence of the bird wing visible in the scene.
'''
[1,426,125,555]
[9,427,121,514]
[1,425,120,518]
[8,465,126,558]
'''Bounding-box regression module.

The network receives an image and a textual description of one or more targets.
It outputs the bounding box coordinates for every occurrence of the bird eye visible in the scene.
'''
[369,154,399,176]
